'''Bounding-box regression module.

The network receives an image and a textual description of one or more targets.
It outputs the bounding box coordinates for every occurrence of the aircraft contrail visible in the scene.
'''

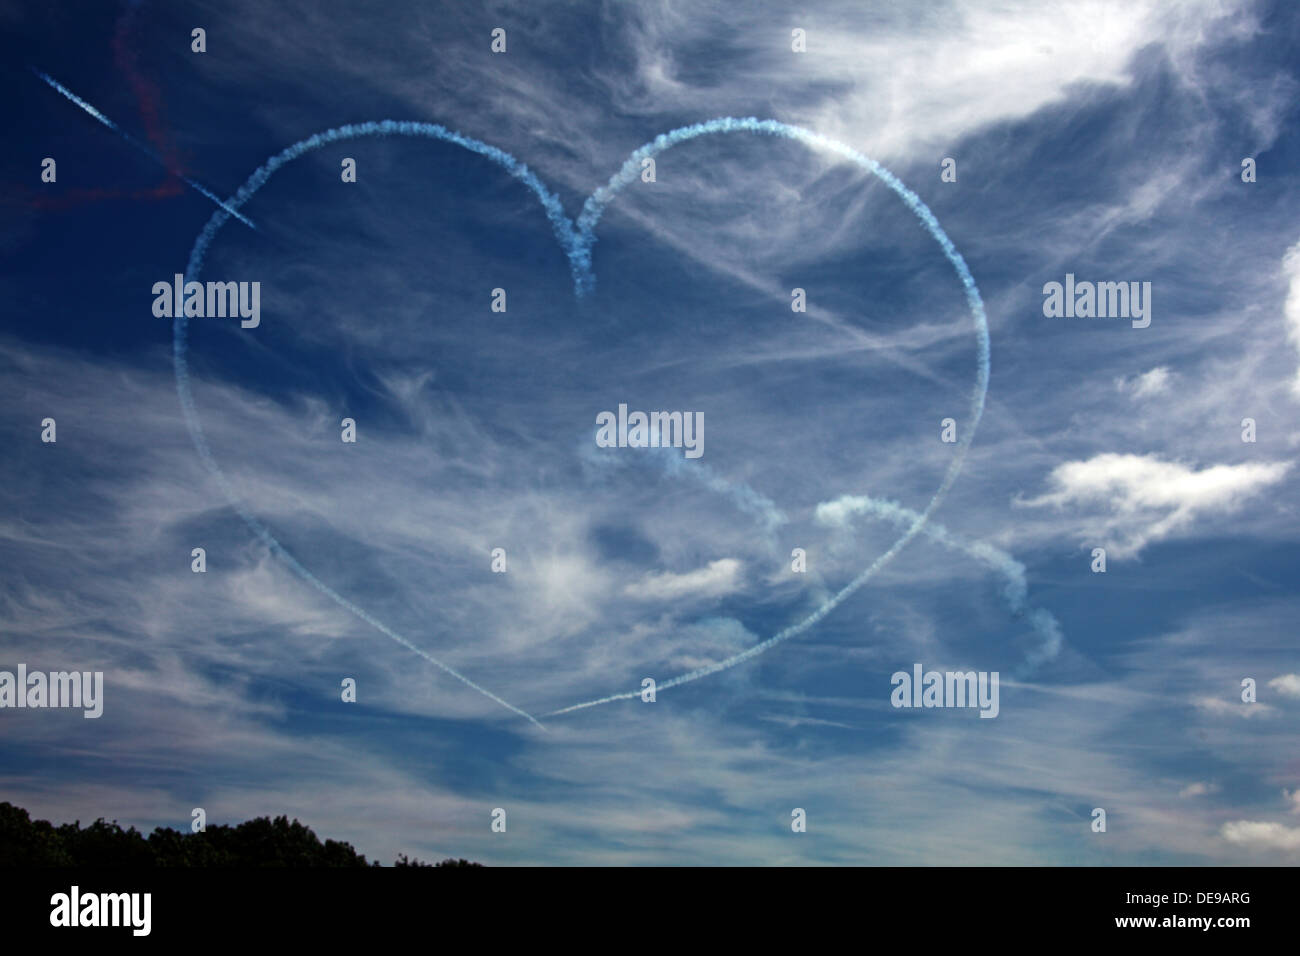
[33,68,258,230]
[174,117,989,726]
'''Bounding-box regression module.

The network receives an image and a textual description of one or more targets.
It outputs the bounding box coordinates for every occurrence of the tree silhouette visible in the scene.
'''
[395,853,483,867]
[0,801,481,867]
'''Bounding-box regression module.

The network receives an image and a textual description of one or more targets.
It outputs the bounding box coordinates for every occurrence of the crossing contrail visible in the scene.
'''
[33,68,257,229]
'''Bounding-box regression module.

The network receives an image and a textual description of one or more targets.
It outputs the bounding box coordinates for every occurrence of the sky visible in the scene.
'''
[1,0,1299,865]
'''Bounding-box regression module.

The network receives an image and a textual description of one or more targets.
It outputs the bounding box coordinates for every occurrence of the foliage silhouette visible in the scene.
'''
[0,801,481,868]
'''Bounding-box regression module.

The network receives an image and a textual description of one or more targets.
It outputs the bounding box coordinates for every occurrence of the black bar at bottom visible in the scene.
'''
[0,865,1285,943]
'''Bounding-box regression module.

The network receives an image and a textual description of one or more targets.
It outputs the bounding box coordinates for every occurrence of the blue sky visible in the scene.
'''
[2,0,1299,864]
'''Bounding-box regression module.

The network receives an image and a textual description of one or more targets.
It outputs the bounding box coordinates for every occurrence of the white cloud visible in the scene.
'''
[1220,820,1300,852]
[623,558,743,601]
[1285,789,1300,814]
[1268,674,1300,699]
[1020,454,1291,557]
[1178,781,1218,798]
[1118,366,1172,398]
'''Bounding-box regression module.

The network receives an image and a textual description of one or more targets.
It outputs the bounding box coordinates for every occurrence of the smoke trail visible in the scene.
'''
[549,119,990,716]
[175,121,569,728]
[581,432,787,545]
[33,69,257,230]
[813,494,1064,671]
[183,120,580,285]
[175,116,988,725]
[658,446,787,541]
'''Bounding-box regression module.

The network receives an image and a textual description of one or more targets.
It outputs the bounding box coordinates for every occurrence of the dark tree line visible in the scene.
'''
[0,801,480,867]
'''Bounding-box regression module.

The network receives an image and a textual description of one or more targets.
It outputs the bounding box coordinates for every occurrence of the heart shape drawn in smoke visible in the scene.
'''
[174,117,990,730]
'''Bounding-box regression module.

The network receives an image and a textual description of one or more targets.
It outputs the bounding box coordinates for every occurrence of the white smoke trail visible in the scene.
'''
[182,120,578,282]
[33,68,258,230]
[549,119,991,717]
[582,433,787,545]
[814,495,1064,671]
[174,116,989,726]
[659,448,787,541]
